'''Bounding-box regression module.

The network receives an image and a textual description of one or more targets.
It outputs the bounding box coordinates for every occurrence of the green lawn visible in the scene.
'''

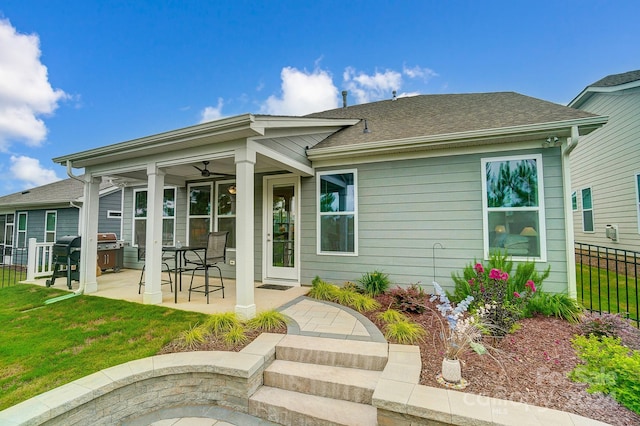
[576,264,639,323]
[0,284,206,410]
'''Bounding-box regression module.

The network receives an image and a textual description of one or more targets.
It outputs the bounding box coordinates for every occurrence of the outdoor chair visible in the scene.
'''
[185,231,228,303]
[137,232,173,294]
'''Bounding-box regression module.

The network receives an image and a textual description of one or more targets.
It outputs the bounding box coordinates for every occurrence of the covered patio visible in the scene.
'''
[32,268,309,315]
[51,114,357,319]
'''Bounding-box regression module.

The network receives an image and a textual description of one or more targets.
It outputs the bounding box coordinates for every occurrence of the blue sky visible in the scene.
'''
[0,0,639,196]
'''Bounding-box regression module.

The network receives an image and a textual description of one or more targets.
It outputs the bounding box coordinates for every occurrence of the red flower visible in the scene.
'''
[489,268,502,280]
[525,280,537,292]
[513,292,521,298]
[468,279,475,286]
[474,263,484,274]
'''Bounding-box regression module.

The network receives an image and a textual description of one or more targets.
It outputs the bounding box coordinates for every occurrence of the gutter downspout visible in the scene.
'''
[561,126,579,299]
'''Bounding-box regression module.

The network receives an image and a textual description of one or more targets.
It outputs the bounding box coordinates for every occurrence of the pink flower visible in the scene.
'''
[489,268,502,280]
[501,272,509,281]
[513,292,521,298]
[474,263,484,274]
[526,280,537,292]
[468,279,475,286]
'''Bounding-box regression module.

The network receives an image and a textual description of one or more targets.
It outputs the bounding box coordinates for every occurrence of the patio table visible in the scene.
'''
[162,246,206,303]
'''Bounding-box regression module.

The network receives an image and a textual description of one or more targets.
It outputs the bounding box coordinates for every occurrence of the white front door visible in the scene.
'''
[264,175,299,283]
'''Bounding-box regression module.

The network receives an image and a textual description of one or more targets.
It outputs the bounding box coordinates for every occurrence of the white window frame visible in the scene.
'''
[132,187,176,246]
[481,154,546,261]
[581,187,594,233]
[635,174,640,234]
[45,210,57,243]
[16,212,28,248]
[316,169,358,256]
[187,182,213,246]
[215,180,236,250]
[571,191,578,212]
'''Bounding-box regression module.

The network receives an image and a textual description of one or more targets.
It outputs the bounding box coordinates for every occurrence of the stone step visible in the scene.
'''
[264,359,381,404]
[249,386,377,426]
[275,334,388,371]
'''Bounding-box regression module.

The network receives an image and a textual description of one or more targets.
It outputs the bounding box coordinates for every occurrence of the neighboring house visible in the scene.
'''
[51,92,607,319]
[569,70,640,252]
[0,177,122,266]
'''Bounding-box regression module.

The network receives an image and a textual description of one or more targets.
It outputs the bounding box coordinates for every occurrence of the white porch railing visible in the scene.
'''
[27,238,55,281]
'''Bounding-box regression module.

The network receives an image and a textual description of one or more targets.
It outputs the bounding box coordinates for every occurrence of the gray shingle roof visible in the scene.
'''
[590,70,640,87]
[0,177,112,209]
[305,92,598,150]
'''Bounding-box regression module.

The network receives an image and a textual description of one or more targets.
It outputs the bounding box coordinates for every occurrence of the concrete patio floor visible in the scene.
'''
[30,268,309,315]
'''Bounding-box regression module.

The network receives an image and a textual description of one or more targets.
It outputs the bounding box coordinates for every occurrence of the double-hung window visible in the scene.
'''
[45,211,57,243]
[482,155,546,260]
[581,187,594,232]
[187,183,212,246]
[571,191,578,212]
[133,187,176,246]
[216,181,236,249]
[317,170,357,255]
[16,212,27,248]
[187,181,237,248]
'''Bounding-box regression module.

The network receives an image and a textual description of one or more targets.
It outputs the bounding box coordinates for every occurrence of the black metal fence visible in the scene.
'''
[575,242,640,327]
[0,245,28,288]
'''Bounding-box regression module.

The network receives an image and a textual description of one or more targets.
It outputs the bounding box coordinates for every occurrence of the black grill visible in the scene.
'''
[46,236,81,289]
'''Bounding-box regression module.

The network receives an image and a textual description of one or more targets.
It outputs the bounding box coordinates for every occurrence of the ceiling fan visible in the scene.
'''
[193,161,212,177]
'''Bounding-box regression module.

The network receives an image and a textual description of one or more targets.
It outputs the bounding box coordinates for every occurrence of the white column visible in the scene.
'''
[143,165,165,304]
[80,175,101,293]
[234,147,256,320]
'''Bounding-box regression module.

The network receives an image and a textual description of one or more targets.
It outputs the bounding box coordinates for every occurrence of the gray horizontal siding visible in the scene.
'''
[571,87,640,251]
[98,190,123,238]
[300,148,569,294]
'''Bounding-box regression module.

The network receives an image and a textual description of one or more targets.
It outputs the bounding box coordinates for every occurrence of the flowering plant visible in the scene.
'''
[430,282,486,360]
[467,264,536,336]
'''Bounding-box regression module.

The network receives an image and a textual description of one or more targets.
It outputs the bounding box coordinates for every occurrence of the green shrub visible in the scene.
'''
[178,323,207,350]
[570,335,640,414]
[358,270,391,296]
[334,287,359,306]
[203,312,241,336]
[348,293,381,312]
[377,309,408,324]
[383,320,426,345]
[247,310,289,331]
[389,284,428,314]
[308,276,340,301]
[527,292,583,323]
[222,324,249,347]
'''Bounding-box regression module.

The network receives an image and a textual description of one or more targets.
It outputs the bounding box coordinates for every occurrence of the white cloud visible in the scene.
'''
[342,67,403,104]
[403,64,438,81]
[9,155,60,187]
[262,67,339,116]
[0,19,67,150]
[199,98,224,123]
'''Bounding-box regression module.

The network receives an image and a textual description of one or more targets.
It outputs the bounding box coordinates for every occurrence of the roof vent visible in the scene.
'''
[392,90,397,101]
[363,119,370,134]
[342,90,348,108]
[21,190,30,195]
